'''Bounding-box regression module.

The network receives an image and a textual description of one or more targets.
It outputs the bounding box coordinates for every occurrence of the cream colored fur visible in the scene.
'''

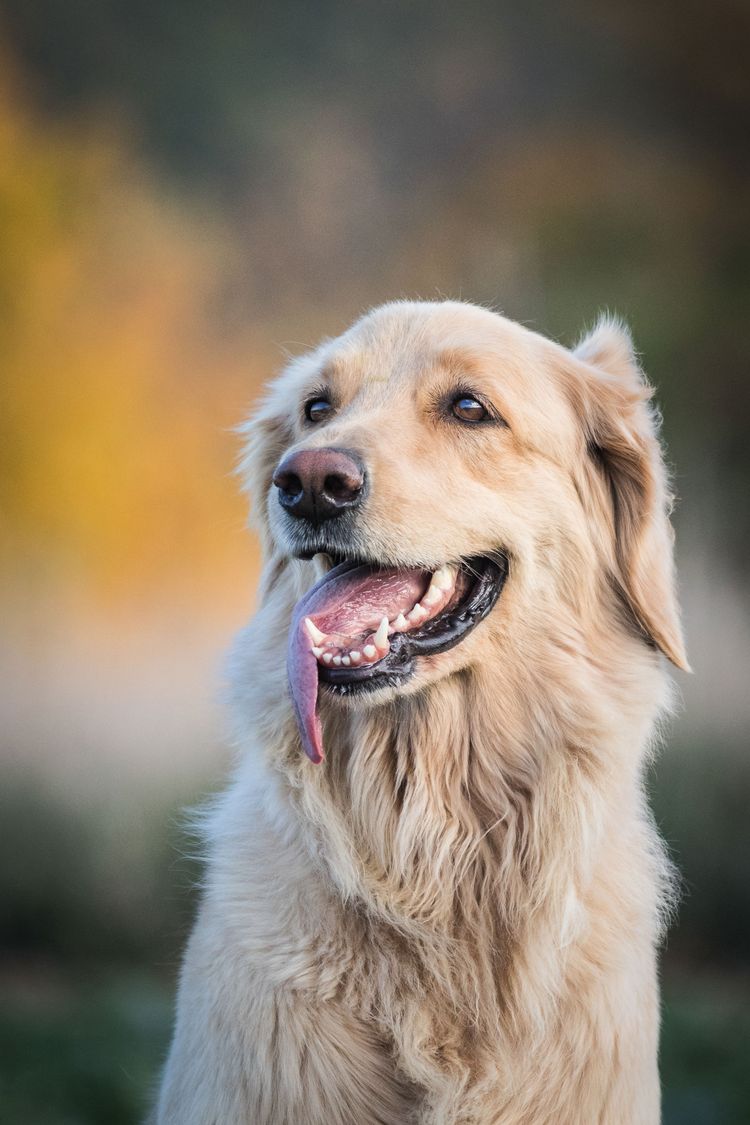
[155,301,687,1124]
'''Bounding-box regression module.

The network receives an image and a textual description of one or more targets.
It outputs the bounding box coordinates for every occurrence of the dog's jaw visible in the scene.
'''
[286,553,508,762]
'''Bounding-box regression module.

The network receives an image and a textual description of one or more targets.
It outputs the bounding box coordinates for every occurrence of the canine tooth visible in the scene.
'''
[312,646,323,657]
[393,613,408,631]
[321,652,333,664]
[375,616,389,649]
[332,655,342,666]
[363,644,377,660]
[349,651,361,664]
[304,617,326,646]
[341,655,351,666]
[312,552,332,579]
[433,565,456,591]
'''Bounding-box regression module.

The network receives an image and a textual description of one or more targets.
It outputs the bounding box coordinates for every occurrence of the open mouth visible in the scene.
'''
[287,553,507,763]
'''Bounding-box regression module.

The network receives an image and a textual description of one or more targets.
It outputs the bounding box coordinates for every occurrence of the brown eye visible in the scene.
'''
[305,398,334,423]
[452,396,488,423]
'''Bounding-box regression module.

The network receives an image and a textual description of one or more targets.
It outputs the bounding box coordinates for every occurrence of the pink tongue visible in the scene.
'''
[287,563,427,763]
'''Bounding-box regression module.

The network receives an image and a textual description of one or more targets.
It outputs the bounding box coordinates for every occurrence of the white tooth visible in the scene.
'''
[312,553,331,579]
[421,586,442,608]
[433,565,456,591]
[408,604,428,624]
[312,646,323,657]
[363,644,377,660]
[321,652,333,664]
[341,655,351,666]
[349,651,361,664]
[333,655,342,666]
[375,616,389,649]
[304,617,326,646]
[393,613,408,631]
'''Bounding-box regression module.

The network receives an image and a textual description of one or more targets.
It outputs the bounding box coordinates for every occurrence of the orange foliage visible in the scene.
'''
[0,76,265,612]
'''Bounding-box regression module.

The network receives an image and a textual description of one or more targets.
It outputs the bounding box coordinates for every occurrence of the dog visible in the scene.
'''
[155,301,688,1124]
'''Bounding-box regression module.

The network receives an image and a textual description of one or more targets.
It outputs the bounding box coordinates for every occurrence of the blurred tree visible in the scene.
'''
[0,61,258,606]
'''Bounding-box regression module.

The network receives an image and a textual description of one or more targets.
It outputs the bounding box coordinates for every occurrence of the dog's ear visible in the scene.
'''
[572,317,690,671]
[237,392,294,562]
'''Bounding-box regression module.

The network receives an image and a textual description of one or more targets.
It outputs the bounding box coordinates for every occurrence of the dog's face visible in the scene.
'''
[243,302,687,762]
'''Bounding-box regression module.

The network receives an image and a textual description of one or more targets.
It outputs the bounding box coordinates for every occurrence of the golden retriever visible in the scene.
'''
[155,301,688,1124]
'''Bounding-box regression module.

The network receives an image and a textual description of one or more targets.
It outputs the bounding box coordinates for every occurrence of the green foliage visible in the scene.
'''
[662,978,750,1125]
[0,781,201,966]
[0,972,173,1125]
[652,743,750,966]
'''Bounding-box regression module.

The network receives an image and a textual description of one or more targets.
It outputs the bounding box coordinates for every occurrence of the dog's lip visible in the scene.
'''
[318,554,507,691]
[287,552,508,763]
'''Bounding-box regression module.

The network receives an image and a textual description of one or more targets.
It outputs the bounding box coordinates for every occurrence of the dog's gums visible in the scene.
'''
[287,554,507,762]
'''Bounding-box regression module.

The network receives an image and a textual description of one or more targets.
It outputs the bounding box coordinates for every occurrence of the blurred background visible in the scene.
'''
[0,2,748,1122]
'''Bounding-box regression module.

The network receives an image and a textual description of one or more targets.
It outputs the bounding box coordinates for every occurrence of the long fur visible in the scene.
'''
[155,301,686,1124]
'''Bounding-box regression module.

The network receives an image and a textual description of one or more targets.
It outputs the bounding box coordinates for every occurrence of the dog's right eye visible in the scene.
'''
[305,398,334,423]
[452,396,488,422]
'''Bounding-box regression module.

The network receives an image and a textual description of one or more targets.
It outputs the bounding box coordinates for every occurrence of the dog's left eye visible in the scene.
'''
[451,396,489,423]
[305,398,334,423]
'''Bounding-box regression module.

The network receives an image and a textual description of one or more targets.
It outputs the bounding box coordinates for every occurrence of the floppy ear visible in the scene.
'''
[573,317,690,671]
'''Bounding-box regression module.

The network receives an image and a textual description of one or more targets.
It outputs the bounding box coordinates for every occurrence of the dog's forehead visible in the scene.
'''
[310,304,579,448]
[323,306,534,393]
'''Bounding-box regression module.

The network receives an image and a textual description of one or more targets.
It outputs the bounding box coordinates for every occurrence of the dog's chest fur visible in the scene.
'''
[197,648,666,1123]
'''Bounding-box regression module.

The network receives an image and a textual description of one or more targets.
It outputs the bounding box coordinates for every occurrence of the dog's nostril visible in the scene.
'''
[273,470,303,498]
[323,472,361,501]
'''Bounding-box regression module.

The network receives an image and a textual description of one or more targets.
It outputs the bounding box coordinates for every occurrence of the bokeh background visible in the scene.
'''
[1,2,748,1122]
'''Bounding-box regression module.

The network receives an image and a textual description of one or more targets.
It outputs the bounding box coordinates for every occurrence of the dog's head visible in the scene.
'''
[241,301,687,762]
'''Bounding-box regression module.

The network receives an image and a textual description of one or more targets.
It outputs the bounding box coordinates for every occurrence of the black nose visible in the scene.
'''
[272,447,366,525]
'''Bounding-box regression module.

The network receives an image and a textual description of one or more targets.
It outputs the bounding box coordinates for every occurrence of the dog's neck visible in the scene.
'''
[292,654,638,933]
[278,658,641,1044]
